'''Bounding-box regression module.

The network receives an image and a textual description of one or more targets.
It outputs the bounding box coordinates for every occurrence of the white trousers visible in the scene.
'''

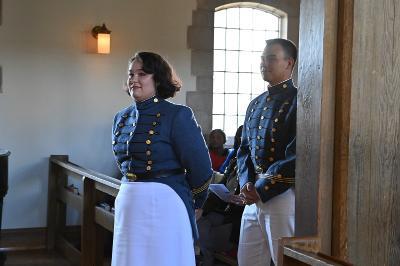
[238,188,295,266]
[112,182,195,266]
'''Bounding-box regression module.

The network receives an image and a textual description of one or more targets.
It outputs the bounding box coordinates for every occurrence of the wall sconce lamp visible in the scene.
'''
[91,23,111,54]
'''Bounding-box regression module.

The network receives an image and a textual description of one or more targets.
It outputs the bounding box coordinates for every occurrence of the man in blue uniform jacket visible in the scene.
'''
[237,38,297,266]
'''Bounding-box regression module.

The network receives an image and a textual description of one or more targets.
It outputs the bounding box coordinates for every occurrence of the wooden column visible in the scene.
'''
[347,0,400,264]
[81,177,96,265]
[47,155,68,250]
[331,0,353,260]
[296,0,338,254]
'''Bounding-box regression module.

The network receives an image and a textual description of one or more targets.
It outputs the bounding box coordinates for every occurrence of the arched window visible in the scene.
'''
[212,4,285,136]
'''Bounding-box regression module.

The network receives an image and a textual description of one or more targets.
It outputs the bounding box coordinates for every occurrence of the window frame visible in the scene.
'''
[212,3,287,140]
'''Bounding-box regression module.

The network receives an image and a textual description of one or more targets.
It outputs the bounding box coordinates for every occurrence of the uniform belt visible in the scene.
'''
[126,168,186,181]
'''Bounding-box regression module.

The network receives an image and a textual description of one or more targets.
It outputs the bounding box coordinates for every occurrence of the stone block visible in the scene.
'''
[192,110,212,135]
[186,91,213,113]
[196,76,213,92]
[192,9,214,27]
[187,26,214,50]
[191,50,213,76]
[196,0,218,11]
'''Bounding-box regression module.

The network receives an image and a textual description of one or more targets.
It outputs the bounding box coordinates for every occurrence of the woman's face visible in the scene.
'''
[127,59,156,102]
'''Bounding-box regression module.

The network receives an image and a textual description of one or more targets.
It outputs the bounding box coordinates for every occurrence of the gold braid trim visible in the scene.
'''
[274,179,295,184]
[271,175,295,184]
[192,177,212,195]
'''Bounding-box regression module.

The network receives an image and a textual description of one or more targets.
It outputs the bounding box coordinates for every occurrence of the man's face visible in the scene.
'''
[209,132,225,149]
[260,43,291,86]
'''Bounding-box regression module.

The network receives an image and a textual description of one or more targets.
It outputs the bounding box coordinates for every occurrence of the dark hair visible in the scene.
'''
[209,129,226,144]
[127,52,182,99]
[266,38,298,66]
[233,125,243,151]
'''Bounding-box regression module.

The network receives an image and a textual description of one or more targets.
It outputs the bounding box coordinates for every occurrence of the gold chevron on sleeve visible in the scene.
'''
[271,175,295,184]
[192,177,212,195]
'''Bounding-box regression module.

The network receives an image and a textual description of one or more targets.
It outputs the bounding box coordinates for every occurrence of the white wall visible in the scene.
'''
[0,0,196,229]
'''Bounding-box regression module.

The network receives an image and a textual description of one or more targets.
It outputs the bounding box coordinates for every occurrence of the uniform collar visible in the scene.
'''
[267,79,293,95]
[136,95,161,110]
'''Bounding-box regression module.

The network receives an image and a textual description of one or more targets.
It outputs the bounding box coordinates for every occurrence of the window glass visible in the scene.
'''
[212,6,282,136]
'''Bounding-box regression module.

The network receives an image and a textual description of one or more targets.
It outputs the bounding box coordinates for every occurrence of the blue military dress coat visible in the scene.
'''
[112,96,213,240]
[237,79,296,202]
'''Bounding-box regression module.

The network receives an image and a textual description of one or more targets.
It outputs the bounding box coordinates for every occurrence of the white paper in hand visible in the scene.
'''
[209,184,232,203]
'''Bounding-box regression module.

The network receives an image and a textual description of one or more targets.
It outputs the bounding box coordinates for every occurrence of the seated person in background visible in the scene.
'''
[197,126,244,266]
[208,129,229,172]
[217,145,236,174]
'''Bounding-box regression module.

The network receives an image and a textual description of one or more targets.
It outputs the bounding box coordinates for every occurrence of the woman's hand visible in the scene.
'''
[229,194,246,206]
[212,171,225,183]
[195,208,203,221]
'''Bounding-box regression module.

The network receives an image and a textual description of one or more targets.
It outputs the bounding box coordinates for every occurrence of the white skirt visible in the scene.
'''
[111,181,195,266]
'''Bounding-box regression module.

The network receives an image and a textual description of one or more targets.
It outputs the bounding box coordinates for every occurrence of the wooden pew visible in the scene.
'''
[47,155,119,265]
[50,155,352,266]
[278,237,352,266]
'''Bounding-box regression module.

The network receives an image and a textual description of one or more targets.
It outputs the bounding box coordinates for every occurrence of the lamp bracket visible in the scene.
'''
[91,23,111,39]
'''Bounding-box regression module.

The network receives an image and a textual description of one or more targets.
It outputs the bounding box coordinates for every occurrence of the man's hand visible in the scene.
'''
[239,182,260,205]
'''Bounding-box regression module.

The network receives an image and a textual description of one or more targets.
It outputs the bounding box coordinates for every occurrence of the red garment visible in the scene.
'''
[209,150,227,171]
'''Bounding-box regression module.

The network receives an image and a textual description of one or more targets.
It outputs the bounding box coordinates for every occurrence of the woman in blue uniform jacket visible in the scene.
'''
[111,52,213,266]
